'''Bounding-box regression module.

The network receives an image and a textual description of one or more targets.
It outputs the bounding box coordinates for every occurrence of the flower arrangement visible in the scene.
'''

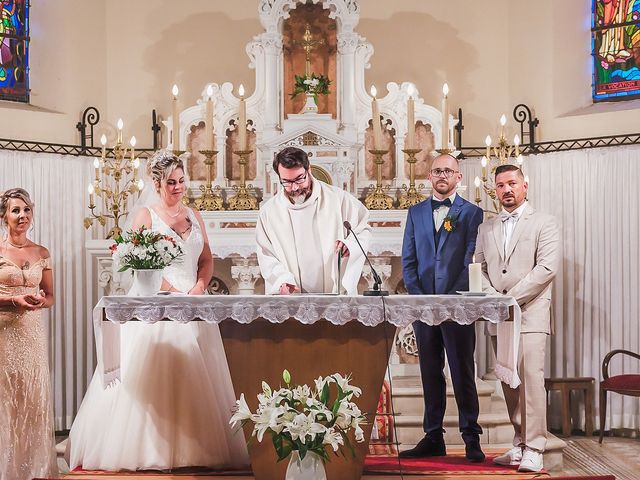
[110,226,183,272]
[291,73,331,100]
[230,370,366,462]
[443,214,457,232]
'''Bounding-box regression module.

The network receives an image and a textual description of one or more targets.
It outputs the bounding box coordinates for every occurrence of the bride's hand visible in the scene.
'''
[13,294,40,311]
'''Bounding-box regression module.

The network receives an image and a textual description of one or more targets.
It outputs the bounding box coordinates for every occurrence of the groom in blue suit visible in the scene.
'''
[400,154,485,462]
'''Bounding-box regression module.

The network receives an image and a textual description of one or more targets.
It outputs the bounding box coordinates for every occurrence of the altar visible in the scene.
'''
[92,294,519,480]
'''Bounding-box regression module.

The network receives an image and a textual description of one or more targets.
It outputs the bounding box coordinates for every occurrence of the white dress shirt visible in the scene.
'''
[500,200,528,257]
[433,193,457,232]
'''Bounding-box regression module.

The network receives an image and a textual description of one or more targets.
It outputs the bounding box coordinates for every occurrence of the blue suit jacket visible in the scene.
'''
[402,195,483,294]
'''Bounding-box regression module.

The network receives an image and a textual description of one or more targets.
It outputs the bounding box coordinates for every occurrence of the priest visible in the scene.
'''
[256,147,370,295]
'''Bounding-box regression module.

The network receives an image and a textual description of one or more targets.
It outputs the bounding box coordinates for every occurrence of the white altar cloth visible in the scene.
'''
[93,294,521,388]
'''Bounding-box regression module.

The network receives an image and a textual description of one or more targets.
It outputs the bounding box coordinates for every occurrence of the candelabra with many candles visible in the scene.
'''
[474,114,525,213]
[84,119,143,238]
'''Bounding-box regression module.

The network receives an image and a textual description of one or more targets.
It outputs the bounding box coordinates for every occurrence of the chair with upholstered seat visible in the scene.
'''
[598,349,640,443]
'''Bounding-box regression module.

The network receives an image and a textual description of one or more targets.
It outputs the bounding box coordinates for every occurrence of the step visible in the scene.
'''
[394,411,514,446]
[389,377,496,417]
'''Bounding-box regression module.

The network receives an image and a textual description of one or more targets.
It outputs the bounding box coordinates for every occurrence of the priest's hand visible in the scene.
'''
[279,283,300,295]
[335,240,350,257]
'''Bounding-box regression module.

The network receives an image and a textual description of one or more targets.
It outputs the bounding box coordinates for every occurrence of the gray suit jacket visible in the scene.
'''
[474,204,560,334]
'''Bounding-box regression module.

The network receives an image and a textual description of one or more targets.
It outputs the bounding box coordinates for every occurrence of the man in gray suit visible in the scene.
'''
[474,164,560,473]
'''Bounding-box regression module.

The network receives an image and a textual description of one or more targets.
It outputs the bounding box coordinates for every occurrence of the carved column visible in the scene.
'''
[231,258,262,295]
[361,255,392,292]
[337,31,359,136]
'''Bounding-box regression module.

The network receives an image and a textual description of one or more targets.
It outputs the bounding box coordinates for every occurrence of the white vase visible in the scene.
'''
[285,451,326,480]
[130,268,163,296]
[300,93,319,114]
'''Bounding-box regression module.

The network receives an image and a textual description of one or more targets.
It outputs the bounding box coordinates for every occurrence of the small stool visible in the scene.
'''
[544,377,595,437]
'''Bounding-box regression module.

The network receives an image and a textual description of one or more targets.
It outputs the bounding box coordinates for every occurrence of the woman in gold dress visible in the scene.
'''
[0,188,57,479]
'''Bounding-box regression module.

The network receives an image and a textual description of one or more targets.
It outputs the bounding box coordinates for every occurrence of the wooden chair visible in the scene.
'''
[598,349,640,443]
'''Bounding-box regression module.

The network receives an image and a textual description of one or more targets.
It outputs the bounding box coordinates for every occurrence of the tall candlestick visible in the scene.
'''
[238,84,247,150]
[441,83,449,150]
[406,85,415,149]
[370,85,382,150]
[469,255,482,292]
[172,84,180,148]
[205,84,214,150]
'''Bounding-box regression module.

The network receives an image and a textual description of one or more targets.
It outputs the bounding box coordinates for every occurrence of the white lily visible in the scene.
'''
[322,427,344,452]
[229,393,252,429]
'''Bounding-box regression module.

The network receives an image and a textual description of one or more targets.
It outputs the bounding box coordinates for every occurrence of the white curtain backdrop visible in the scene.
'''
[461,144,640,431]
[0,150,94,430]
[1,145,639,432]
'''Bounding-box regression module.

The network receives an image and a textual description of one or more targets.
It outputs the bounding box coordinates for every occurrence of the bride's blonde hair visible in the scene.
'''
[146,149,185,191]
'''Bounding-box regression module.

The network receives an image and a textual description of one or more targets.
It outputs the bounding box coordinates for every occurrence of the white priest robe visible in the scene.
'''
[256,177,370,295]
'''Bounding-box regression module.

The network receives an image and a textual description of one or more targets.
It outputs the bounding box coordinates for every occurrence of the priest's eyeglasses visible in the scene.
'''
[280,172,308,187]
[430,168,459,178]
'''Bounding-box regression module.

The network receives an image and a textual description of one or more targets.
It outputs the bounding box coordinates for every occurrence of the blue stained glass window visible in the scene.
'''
[0,0,29,103]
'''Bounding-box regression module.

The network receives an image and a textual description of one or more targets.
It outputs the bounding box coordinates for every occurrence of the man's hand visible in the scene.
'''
[279,283,300,295]
[335,240,350,257]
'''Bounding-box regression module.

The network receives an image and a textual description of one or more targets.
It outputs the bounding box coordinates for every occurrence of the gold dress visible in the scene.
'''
[0,256,57,480]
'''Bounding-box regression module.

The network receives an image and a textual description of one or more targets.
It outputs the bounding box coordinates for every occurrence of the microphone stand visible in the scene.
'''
[344,222,389,296]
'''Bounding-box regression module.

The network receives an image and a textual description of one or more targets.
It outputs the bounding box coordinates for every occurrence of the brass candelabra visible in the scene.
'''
[364,149,394,210]
[398,148,425,209]
[227,149,259,210]
[194,150,224,211]
[84,131,141,239]
[475,124,524,213]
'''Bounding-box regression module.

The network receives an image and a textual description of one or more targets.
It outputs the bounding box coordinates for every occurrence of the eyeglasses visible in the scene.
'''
[280,171,308,187]
[430,168,459,178]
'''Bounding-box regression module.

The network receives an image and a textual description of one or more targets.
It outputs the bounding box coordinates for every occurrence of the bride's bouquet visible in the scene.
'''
[110,226,183,272]
[230,370,366,463]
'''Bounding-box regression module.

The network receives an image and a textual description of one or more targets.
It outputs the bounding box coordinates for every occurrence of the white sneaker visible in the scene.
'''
[518,448,544,472]
[493,446,523,466]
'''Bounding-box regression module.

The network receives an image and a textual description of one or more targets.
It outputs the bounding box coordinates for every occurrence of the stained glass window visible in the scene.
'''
[0,0,29,103]
[592,0,640,102]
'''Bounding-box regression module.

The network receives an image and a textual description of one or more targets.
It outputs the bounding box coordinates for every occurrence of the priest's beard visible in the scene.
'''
[285,184,312,204]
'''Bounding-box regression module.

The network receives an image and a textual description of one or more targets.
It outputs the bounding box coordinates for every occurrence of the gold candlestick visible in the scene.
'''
[398,148,425,209]
[227,149,259,210]
[364,149,394,210]
[172,149,185,157]
[194,150,224,211]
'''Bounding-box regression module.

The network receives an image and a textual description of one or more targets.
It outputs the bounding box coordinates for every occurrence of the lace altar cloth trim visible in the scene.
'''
[100,294,514,328]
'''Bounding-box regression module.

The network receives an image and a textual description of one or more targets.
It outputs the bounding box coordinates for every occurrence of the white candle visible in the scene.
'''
[485,135,492,159]
[406,85,415,149]
[238,84,247,150]
[93,157,100,181]
[441,83,449,150]
[100,134,107,159]
[370,85,382,150]
[172,84,179,148]
[87,183,95,206]
[500,114,506,139]
[205,84,214,150]
[116,118,123,144]
[513,134,520,157]
[469,256,482,292]
[129,136,136,161]
[481,155,488,180]
[474,176,482,203]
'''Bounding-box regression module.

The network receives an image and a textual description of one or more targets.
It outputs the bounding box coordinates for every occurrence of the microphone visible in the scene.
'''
[343,221,389,296]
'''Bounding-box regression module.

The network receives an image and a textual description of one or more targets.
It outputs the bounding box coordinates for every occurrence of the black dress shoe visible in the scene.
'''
[399,434,446,458]
[465,439,485,463]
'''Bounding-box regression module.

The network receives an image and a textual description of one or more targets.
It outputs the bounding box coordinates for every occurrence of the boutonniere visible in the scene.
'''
[443,215,457,232]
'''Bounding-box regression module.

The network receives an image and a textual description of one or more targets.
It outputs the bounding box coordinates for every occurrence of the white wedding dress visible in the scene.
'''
[68,207,249,471]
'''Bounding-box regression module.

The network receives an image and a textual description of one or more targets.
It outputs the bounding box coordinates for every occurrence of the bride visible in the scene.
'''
[68,150,249,471]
